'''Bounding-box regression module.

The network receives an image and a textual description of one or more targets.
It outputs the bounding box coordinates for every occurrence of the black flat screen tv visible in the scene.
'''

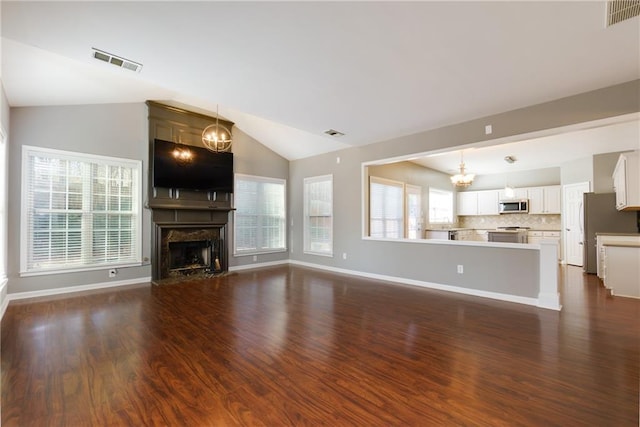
[153,139,234,192]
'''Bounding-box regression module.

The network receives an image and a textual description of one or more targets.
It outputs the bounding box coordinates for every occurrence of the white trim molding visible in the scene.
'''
[537,241,562,310]
[0,277,8,320]
[289,260,543,309]
[7,276,151,302]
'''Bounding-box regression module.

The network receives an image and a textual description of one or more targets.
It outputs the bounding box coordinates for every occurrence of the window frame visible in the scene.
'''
[428,187,454,224]
[303,174,333,257]
[369,176,405,239]
[405,184,422,239]
[233,173,287,256]
[20,145,143,276]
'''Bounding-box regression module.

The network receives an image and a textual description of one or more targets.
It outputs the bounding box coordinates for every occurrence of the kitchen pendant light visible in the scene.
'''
[202,105,233,153]
[450,151,475,187]
[503,155,517,198]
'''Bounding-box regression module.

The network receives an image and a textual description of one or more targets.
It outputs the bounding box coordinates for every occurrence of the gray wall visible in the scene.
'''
[6,103,290,293]
[593,151,627,193]
[289,80,640,299]
[7,104,151,294]
[561,156,593,186]
[229,127,290,268]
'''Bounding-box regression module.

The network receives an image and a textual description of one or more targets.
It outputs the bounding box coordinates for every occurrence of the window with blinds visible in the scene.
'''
[21,146,142,275]
[369,176,404,238]
[304,175,333,256]
[429,188,454,223]
[234,174,286,255]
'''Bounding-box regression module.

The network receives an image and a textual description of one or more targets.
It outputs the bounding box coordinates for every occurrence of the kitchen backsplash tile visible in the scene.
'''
[459,214,561,230]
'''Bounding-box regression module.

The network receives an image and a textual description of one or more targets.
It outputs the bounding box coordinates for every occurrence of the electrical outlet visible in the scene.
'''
[108,269,117,278]
[457,265,464,274]
[253,255,257,262]
[342,253,347,260]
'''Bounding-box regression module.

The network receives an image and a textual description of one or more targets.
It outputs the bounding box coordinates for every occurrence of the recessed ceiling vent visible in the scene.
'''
[324,129,345,137]
[91,48,142,72]
[607,0,640,26]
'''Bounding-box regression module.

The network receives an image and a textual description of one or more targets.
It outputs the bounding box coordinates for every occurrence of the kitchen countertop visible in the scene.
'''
[595,232,640,236]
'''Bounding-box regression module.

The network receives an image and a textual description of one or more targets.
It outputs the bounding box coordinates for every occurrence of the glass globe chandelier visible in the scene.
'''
[202,105,232,153]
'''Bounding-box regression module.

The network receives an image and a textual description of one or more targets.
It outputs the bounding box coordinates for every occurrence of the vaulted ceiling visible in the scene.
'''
[2,1,639,163]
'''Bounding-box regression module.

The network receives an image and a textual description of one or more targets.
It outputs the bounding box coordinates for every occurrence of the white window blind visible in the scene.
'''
[429,188,454,223]
[370,176,404,238]
[21,146,142,275]
[304,175,333,256]
[234,174,286,255]
[406,184,422,239]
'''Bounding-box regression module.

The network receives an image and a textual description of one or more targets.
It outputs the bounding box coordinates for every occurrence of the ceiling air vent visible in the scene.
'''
[324,129,345,137]
[607,0,640,26]
[91,48,142,72]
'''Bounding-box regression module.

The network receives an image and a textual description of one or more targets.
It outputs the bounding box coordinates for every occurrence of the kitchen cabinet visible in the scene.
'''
[612,151,640,211]
[527,230,561,260]
[477,190,499,215]
[457,192,478,216]
[528,185,561,214]
[596,234,640,279]
[602,243,640,298]
[498,188,527,200]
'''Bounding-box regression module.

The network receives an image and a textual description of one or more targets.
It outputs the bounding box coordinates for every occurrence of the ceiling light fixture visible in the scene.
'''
[450,151,475,187]
[324,129,345,137]
[503,155,517,198]
[202,105,233,153]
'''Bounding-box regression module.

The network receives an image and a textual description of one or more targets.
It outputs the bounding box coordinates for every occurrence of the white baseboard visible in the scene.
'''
[229,259,289,272]
[289,260,540,308]
[7,276,152,302]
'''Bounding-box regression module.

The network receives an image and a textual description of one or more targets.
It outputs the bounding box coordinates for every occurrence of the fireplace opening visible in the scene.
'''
[169,240,211,274]
[155,223,227,281]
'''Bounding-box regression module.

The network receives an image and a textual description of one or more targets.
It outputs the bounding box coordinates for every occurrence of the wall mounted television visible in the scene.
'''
[153,139,234,192]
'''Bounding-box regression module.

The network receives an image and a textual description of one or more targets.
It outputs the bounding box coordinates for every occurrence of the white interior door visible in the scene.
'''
[563,182,590,266]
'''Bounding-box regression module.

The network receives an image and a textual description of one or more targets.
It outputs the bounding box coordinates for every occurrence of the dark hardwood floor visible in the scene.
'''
[2,265,638,426]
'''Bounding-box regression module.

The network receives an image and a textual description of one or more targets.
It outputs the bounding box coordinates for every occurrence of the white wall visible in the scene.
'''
[0,83,9,315]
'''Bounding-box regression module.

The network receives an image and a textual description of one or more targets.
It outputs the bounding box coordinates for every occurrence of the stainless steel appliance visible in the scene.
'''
[499,199,529,214]
[488,227,529,243]
[582,192,638,274]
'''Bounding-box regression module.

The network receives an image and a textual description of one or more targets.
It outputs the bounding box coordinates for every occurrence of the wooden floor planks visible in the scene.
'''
[2,265,638,425]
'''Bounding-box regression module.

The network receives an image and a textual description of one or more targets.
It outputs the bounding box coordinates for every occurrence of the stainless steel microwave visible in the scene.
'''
[499,199,529,214]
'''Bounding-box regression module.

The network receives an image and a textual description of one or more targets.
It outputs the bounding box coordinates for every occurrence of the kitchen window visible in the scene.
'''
[21,146,142,275]
[369,176,405,238]
[234,174,286,255]
[304,174,333,256]
[429,188,454,224]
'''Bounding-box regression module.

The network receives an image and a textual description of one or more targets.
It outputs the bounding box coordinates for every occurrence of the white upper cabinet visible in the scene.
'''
[457,191,478,216]
[498,188,527,200]
[528,185,561,214]
[477,190,499,215]
[613,151,640,211]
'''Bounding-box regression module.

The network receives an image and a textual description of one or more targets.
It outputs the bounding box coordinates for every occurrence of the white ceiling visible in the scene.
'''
[1,1,639,162]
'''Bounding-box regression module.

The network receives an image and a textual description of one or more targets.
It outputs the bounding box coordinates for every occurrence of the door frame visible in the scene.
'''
[562,181,590,266]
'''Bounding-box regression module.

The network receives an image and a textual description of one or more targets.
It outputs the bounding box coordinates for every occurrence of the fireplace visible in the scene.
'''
[153,222,227,282]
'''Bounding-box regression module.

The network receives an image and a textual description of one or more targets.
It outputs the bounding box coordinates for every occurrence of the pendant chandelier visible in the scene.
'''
[450,151,475,187]
[202,105,233,153]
